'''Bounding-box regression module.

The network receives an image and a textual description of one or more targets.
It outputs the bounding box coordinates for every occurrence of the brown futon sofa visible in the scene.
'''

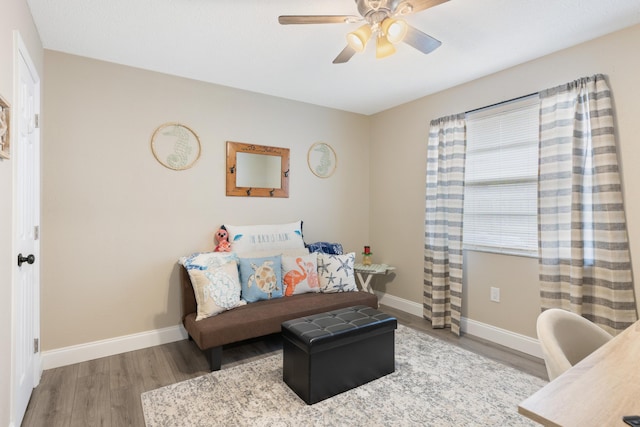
[180,266,379,371]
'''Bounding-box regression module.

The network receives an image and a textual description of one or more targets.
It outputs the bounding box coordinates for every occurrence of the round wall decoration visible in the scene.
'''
[150,122,201,170]
[307,142,337,178]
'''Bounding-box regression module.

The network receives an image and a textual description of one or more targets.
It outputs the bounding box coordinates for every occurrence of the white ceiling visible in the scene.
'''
[27,0,640,115]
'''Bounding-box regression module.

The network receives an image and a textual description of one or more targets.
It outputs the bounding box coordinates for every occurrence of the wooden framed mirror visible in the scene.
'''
[226,141,290,197]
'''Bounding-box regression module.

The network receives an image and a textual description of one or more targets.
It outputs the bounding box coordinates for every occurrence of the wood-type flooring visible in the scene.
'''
[21,305,547,426]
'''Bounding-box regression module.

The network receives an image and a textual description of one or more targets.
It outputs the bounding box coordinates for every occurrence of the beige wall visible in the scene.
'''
[28,10,640,373]
[370,24,640,338]
[41,51,371,351]
[0,1,43,425]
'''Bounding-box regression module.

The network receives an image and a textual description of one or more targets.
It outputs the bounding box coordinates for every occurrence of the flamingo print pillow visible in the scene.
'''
[179,252,246,321]
[238,255,284,303]
[317,252,358,293]
[282,253,319,296]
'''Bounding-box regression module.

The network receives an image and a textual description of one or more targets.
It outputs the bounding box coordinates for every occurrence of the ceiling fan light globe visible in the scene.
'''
[346,24,372,52]
[381,18,408,44]
[376,34,396,59]
[346,34,365,52]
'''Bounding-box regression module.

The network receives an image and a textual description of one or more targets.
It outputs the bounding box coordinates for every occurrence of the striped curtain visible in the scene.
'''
[538,74,637,335]
[424,114,466,335]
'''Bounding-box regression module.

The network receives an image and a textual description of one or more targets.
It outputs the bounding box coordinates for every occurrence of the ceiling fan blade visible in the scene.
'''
[396,0,449,16]
[278,15,360,25]
[332,45,357,64]
[403,25,442,54]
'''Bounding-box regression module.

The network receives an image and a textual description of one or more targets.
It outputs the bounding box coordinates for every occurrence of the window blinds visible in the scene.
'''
[463,95,540,256]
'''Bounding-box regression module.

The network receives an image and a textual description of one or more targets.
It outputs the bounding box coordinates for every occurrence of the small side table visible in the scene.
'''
[353,263,395,294]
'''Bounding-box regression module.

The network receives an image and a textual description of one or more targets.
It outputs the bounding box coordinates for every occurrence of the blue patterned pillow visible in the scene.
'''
[306,241,344,255]
[317,252,357,293]
[238,255,284,303]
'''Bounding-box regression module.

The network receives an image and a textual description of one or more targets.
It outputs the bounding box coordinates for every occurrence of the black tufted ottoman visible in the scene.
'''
[281,305,397,404]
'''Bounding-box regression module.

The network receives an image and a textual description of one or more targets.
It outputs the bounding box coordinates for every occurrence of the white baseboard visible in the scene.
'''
[377,291,542,359]
[376,291,424,317]
[460,317,543,359]
[41,293,541,370]
[41,325,188,370]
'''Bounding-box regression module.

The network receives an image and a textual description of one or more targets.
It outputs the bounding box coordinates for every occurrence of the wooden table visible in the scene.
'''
[353,263,395,294]
[518,319,640,426]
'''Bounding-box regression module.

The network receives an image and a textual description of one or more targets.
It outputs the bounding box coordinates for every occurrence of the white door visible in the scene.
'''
[13,33,41,426]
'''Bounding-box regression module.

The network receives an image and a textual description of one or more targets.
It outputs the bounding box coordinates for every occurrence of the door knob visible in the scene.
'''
[17,253,35,267]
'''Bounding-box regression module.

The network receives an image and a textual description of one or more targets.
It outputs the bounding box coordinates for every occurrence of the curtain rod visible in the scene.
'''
[465,91,539,115]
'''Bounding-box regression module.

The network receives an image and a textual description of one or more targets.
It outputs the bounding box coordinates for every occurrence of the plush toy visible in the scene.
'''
[214,228,232,252]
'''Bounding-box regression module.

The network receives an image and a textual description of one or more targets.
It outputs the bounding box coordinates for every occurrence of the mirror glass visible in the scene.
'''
[236,152,282,188]
[226,141,289,198]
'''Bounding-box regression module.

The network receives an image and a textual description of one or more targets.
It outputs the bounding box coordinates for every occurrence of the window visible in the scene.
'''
[463,96,539,256]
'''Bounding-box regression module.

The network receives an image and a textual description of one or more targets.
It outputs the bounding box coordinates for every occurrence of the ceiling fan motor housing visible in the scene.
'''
[357,0,396,21]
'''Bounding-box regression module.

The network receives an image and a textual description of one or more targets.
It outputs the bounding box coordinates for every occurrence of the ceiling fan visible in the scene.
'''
[278,0,448,64]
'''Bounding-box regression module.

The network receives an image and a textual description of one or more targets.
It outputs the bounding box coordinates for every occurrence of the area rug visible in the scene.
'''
[141,325,546,426]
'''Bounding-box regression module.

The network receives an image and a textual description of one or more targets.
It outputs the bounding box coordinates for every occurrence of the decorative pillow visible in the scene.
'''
[237,247,309,259]
[317,252,358,293]
[306,241,344,255]
[282,253,320,296]
[238,255,284,303]
[179,252,245,321]
[225,221,305,254]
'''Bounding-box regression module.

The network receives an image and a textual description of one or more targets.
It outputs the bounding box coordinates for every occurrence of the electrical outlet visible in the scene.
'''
[490,287,500,303]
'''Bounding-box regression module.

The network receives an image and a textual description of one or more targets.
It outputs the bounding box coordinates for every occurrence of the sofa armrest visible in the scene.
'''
[180,265,197,324]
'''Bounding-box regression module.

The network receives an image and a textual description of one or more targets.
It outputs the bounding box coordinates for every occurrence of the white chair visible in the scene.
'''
[536,308,613,381]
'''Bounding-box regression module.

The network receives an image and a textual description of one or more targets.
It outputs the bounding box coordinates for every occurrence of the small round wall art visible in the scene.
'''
[307,142,337,178]
[150,122,201,170]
